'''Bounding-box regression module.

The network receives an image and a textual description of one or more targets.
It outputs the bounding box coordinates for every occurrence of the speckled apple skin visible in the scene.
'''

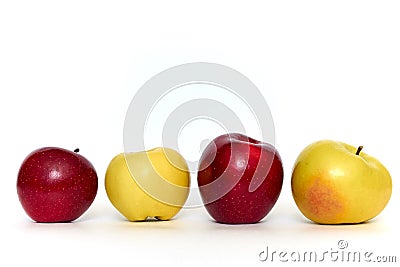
[17,147,98,223]
[198,133,283,224]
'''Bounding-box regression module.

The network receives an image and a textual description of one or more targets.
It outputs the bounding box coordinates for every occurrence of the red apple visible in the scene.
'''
[17,147,98,223]
[197,133,283,224]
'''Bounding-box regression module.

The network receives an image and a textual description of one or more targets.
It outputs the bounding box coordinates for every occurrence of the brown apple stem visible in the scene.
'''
[74,148,80,153]
[356,146,363,155]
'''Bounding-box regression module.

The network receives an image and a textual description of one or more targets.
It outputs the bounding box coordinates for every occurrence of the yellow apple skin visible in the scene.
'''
[105,147,190,221]
[291,140,392,224]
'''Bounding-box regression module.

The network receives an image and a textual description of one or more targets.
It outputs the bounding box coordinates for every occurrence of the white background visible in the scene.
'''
[1,1,399,266]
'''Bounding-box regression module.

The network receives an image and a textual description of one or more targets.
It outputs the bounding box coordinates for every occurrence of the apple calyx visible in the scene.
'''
[355,146,363,156]
[74,148,80,153]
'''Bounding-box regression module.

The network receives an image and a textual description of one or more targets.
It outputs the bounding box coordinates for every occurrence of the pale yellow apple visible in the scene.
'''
[105,147,190,221]
[291,140,392,224]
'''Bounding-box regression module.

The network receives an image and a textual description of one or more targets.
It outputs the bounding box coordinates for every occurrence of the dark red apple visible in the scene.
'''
[197,133,283,224]
[17,147,98,223]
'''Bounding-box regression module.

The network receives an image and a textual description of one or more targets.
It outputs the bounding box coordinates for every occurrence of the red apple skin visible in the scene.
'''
[17,147,98,223]
[198,133,283,224]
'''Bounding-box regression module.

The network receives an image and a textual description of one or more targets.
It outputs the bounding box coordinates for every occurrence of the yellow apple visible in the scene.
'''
[291,140,392,224]
[105,147,190,221]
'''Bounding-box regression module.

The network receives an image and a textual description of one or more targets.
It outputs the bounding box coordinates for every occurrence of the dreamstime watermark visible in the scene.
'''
[259,240,397,263]
[123,62,275,208]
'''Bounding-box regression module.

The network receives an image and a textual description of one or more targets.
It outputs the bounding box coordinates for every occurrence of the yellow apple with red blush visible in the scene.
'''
[291,140,392,224]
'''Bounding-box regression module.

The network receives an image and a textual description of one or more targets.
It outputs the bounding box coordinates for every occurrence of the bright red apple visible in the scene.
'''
[17,147,98,223]
[197,133,283,224]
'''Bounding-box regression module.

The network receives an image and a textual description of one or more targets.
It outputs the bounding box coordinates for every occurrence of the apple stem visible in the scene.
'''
[356,146,363,155]
[74,148,80,153]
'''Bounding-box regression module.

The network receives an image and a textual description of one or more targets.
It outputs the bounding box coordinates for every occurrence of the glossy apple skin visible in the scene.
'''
[291,140,392,224]
[197,133,283,224]
[17,147,98,223]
